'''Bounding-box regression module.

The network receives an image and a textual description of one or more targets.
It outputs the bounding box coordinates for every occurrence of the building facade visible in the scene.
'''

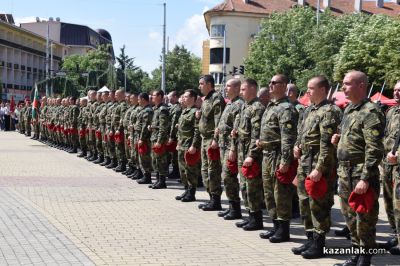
[203,0,400,86]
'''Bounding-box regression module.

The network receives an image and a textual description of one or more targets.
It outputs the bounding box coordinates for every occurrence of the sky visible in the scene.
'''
[1,0,221,73]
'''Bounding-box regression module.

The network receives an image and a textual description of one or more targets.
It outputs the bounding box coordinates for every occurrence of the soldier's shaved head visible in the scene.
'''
[342,71,368,104]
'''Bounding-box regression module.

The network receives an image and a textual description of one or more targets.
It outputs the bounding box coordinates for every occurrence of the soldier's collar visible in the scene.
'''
[348,98,369,111]
[272,96,289,105]
[230,96,241,103]
[205,90,215,99]
[310,99,328,110]
[246,97,258,105]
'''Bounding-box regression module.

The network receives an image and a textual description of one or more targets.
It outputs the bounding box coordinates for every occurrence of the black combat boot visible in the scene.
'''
[198,193,212,209]
[84,151,92,160]
[181,187,196,202]
[301,232,325,259]
[379,235,398,250]
[87,152,96,161]
[175,186,188,200]
[68,147,78,153]
[153,175,167,189]
[202,194,222,211]
[114,161,126,172]
[130,169,143,180]
[167,166,180,179]
[292,231,313,255]
[122,164,135,175]
[93,154,104,164]
[259,219,279,239]
[224,201,242,220]
[197,175,204,188]
[106,158,117,169]
[235,211,250,228]
[390,245,400,255]
[100,156,110,166]
[149,173,160,188]
[334,255,360,266]
[356,255,372,266]
[218,208,230,218]
[335,226,351,239]
[242,211,263,231]
[137,172,152,184]
[269,220,290,243]
[77,150,87,158]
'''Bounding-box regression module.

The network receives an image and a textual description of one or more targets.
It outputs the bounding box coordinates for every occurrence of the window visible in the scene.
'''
[210,48,230,64]
[210,72,224,85]
[210,24,225,38]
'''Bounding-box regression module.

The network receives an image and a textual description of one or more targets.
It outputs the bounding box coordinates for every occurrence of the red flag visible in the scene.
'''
[10,95,15,113]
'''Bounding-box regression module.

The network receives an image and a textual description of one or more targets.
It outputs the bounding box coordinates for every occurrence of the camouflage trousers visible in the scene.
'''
[40,123,47,139]
[221,148,240,202]
[237,141,263,212]
[393,171,400,245]
[200,137,222,196]
[25,120,31,135]
[99,125,107,156]
[71,128,79,149]
[124,133,130,163]
[33,122,40,137]
[297,151,335,235]
[151,142,169,176]
[138,140,153,173]
[87,128,96,154]
[130,133,139,167]
[262,150,295,221]
[382,162,397,230]
[79,128,87,151]
[115,132,126,163]
[168,149,179,170]
[106,127,116,159]
[338,163,380,249]
[19,119,25,134]
[178,149,200,188]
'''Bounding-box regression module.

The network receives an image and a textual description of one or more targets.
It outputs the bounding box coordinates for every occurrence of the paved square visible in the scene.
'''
[0,132,398,265]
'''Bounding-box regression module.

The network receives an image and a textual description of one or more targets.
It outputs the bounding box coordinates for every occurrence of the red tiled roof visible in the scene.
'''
[205,0,400,17]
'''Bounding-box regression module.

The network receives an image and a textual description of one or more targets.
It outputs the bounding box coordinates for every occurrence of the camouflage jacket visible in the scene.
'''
[135,105,153,141]
[259,97,298,166]
[169,103,182,141]
[216,96,244,149]
[177,107,201,150]
[93,102,104,128]
[150,103,170,144]
[111,101,128,131]
[98,102,109,125]
[106,101,117,128]
[199,90,225,138]
[122,105,135,131]
[78,105,90,129]
[87,101,97,128]
[383,105,400,163]
[69,105,80,128]
[232,97,265,160]
[337,99,385,180]
[296,100,340,173]
[130,105,142,136]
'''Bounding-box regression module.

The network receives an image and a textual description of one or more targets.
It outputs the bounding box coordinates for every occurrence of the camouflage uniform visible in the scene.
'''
[232,97,265,212]
[129,105,142,170]
[296,100,340,235]
[217,96,244,202]
[260,97,298,221]
[69,104,80,150]
[135,105,154,174]
[177,107,201,189]
[19,105,26,134]
[106,101,118,162]
[168,102,182,176]
[150,103,170,179]
[39,104,48,140]
[199,90,225,197]
[25,105,32,136]
[382,105,400,232]
[337,99,384,250]
[98,102,109,159]
[122,104,136,166]
[78,103,90,153]
[87,100,98,156]
[112,100,128,165]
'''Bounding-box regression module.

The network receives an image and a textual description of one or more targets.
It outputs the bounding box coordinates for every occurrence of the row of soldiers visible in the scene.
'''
[18,71,399,266]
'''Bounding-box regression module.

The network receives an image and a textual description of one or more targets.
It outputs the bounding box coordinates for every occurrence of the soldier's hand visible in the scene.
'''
[210,140,219,149]
[331,134,340,145]
[147,125,152,131]
[354,180,369,194]
[168,138,173,144]
[214,128,220,135]
[154,143,161,148]
[278,164,289,174]
[256,139,261,148]
[243,156,253,167]
[231,129,237,138]
[228,150,237,162]
[293,145,302,159]
[195,110,201,119]
[188,146,197,154]
[138,140,143,145]
[387,151,398,164]
[309,169,322,182]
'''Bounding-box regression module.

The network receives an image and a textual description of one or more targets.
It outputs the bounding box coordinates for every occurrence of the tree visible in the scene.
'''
[115,45,145,93]
[145,45,201,94]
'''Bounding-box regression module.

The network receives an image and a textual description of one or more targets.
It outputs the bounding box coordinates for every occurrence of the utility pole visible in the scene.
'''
[222,28,227,97]
[45,23,49,96]
[50,41,53,96]
[161,1,166,93]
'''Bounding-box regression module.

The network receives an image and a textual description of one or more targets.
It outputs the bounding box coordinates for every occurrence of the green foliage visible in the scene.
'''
[245,6,400,91]
[144,45,201,94]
